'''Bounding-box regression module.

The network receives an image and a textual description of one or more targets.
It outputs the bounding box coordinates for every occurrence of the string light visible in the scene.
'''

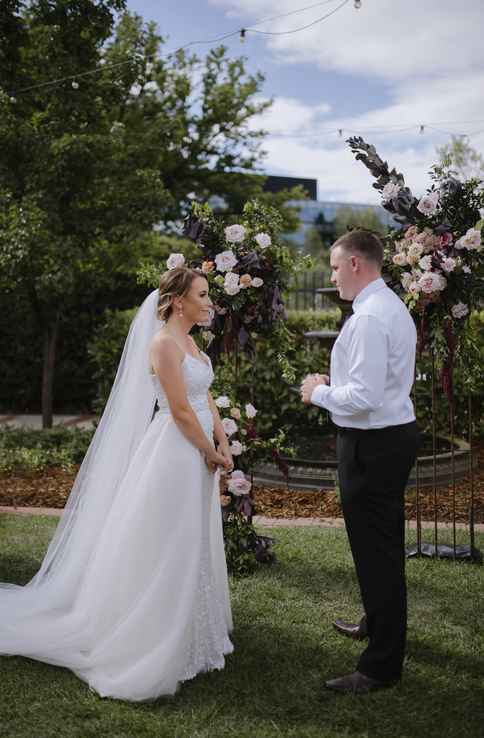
[420,125,425,134]
[8,0,353,96]
[354,0,362,8]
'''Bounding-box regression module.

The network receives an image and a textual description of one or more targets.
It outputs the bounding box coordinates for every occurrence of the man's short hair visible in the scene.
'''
[331,230,384,267]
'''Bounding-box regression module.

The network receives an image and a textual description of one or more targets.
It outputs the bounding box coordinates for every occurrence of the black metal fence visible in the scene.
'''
[285,271,333,311]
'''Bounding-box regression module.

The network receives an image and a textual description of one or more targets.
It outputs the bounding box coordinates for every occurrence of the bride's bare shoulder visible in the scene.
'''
[150,331,183,362]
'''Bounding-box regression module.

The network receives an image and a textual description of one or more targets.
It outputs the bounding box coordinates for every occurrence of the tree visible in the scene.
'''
[0,2,300,426]
[436,135,484,181]
[333,206,387,238]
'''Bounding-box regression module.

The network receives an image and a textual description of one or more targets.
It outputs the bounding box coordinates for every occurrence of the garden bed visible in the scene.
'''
[1,442,483,523]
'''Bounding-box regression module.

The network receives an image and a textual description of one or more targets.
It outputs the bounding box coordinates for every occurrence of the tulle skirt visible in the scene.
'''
[0,410,233,701]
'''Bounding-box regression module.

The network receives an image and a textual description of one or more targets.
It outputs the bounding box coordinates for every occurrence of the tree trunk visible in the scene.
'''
[41,314,59,429]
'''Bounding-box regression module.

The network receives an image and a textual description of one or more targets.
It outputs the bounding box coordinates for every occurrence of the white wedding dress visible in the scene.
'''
[0,290,233,702]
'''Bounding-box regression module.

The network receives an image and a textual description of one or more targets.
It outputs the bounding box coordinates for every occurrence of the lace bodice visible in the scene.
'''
[151,352,214,416]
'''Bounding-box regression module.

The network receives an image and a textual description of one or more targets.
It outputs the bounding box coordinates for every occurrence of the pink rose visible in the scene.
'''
[227,470,252,496]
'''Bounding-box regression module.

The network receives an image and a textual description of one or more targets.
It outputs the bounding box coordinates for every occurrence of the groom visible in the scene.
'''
[301,230,419,695]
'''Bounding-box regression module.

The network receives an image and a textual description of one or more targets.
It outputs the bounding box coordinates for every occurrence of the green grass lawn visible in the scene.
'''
[1,514,483,738]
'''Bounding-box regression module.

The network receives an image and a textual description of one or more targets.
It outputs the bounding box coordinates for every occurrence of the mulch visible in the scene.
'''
[1,443,483,524]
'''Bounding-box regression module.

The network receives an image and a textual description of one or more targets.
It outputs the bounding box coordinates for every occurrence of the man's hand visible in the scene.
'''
[300,373,329,404]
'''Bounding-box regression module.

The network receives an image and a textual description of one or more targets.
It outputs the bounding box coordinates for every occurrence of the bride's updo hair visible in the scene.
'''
[157,266,202,321]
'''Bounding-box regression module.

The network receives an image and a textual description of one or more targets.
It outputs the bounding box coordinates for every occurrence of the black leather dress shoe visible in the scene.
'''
[325,671,397,695]
[332,617,367,641]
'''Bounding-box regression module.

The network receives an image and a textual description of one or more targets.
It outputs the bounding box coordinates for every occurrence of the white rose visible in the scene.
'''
[215,395,230,408]
[251,277,264,288]
[224,224,246,243]
[255,232,271,249]
[166,253,185,270]
[418,255,433,271]
[408,280,421,294]
[229,441,243,456]
[227,470,252,496]
[245,403,257,419]
[441,257,456,273]
[381,182,401,202]
[222,417,238,437]
[224,272,241,296]
[215,250,238,272]
[451,302,469,319]
[436,273,447,291]
[455,228,481,251]
[418,271,445,294]
[401,272,413,290]
[462,265,472,274]
[406,243,424,264]
[417,191,439,215]
[392,252,407,267]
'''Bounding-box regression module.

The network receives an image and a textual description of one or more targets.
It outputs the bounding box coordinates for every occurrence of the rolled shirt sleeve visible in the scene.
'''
[310,315,388,416]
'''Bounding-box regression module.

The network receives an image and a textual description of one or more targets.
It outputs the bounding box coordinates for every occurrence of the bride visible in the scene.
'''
[0,267,234,701]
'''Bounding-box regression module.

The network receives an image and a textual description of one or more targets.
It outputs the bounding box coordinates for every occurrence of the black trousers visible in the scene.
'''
[337,421,419,682]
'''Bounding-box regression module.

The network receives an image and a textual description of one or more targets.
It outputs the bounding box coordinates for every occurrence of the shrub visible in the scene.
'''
[0,427,94,473]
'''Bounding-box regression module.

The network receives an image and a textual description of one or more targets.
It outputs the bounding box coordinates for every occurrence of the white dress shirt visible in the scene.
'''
[311,278,417,429]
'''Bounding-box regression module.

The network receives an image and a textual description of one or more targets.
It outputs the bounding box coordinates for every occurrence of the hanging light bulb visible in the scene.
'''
[240,28,246,43]
[338,128,343,137]
[354,0,362,8]
[71,80,79,90]
[419,124,425,134]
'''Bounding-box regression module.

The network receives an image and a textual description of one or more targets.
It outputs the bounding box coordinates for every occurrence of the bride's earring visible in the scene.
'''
[178,305,183,318]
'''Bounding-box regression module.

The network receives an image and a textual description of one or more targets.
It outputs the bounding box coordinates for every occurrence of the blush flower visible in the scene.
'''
[255,232,271,249]
[230,407,241,420]
[393,252,407,267]
[224,224,246,243]
[418,255,433,271]
[215,250,238,272]
[401,272,413,290]
[441,257,456,273]
[239,274,252,289]
[451,302,469,319]
[455,228,481,251]
[224,272,241,296]
[227,470,252,496]
[381,182,401,202]
[406,243,424,265]
[229,440,243,456]
[201,260,215,273]
[418,271,445,294]
[417,191,439,215]
[215,395,230,408]
[222,418,238,437]
[166,253,185,270]
[245,403,257,418]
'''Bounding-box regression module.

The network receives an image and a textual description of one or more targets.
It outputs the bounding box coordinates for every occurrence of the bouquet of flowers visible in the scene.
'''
[348,137,484,398]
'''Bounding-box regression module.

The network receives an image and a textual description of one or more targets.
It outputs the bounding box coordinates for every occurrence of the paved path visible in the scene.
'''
[1,506,483,531]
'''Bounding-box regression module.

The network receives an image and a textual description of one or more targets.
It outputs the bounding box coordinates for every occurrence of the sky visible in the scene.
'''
[125,0,484,204]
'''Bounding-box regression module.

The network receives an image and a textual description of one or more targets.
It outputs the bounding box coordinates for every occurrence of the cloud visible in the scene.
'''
[210,0,484,202]
[210,0,484,80]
